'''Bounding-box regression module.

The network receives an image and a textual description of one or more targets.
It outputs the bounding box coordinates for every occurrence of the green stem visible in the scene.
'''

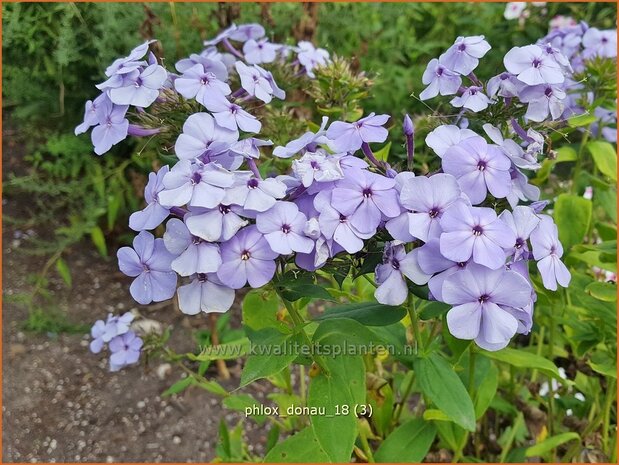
[362,274,378,288]
[359,427,375,463]
[468,346,476,395]
[530,326,545,383]
[279,295,330,375]
[393,371,416,426]
[571,123,592,194]
[407,294,423,354]
[299,364,307,405]
[603,378,616,453]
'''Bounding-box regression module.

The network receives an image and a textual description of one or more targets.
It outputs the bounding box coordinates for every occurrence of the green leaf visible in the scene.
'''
[554,194,592,250]
[240,331,300,387]
[264,427,330,463]
[162,377,194,397]
[414,353,476,431]
[314,302,406,326]
[265,425,280,454]
[90,226,107,256]
[374,141,392,162]
[242,290,288,332]
[423,409,451,422]
[308,364,359,462]
[107,193,122,231]
[223,394,266,425]
[567,113,598,127]
[191,338,250,361]
[374,418,437,462]
[474,363,498,419]
[419,301,451,320]
[525,432,580,457]
[585,281,617,302]
[555,146,577,163]
[587,141,617,181]
[55,257,72,287]
[195,378,228,396]
[281,283,333,302]
[313,318,384,348]
[482,348,565,381]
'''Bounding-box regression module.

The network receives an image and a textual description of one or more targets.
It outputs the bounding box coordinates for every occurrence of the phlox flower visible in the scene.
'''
[174,63,232,106]
[204,92,262,133]
[520,84,566,122]
[256,201,314,254]
[331,168,400,234]
[326,113,390,153]
[185,205,248,242]
[399,174,461,242]
[117,231,177,305]
[292,151,344,188]
[582,28,617,59]
[217,225,278,289]
[530,215,571,290]
[243,39,280,64]
[419,58,462,100]
[439,201,515,270]
[90,312,134,353]
[442,136,512,205]
[504,44,565,85]
[314,190,374,254]
[163,218,222,276]
[158,160,235,209]
[75,93,111,135]
[439,36,491,75]
[129,166,170,231]
[482,124,540,170]
[297,41,330,78]
[425,124,477,158]
[443,263,532,351]
[235,61,274,103]
[487,72,525,98]
[499,206,540,261]
[228,24,266,43]
[89,98,129,156]
[174,54,229,79]
[177,273,235,315]
[105,41,153,77]
[273,117,330,158]
[224,173,288,212]
[450,86,491,112]
[109,331,143,371]
[108,64,168,107]
[174,112,239,162]
[229,138,273,159]
[385,172,417,243]
[374,243,430,306]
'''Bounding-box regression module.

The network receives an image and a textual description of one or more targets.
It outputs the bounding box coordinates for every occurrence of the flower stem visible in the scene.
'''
[278,294,330,375]
[407,294,423,354]
[247,158,262,178]
[392,371,415,426]
[209,313,230,380]
[222,38,244,59]
[361,142,384,170]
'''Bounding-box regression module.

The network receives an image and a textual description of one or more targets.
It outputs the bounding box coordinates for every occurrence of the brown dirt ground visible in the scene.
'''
[2,124,273,462]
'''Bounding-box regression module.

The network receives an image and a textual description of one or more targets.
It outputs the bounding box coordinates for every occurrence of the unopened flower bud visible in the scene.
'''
[402,114,414,136]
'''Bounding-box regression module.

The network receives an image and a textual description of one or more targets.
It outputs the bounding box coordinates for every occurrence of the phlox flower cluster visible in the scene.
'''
[538,21,617,142]
[81,26,575,366]
[89,313,143,371]
[75,23,330,156]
